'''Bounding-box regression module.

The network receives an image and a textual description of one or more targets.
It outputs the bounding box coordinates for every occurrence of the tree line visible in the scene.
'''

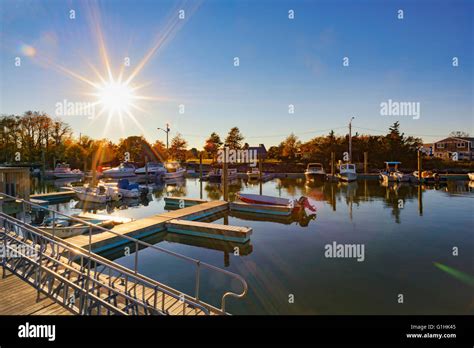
[1,111,462,170]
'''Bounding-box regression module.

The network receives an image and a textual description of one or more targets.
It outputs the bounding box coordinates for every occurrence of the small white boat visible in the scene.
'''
[38,217,115,238]
[53,163,83,179]
[163,161,186,180]
[380,162,409,183]
[135,162,166,176]
[337,163,357,182]
[413,170,439,183]
[103,163,136,178]
[236,192,293,206]
[468,173,474,181]
[305,163,326,181]
[247,168,260,180]
[73,185,121,203]
[208,168,238,182]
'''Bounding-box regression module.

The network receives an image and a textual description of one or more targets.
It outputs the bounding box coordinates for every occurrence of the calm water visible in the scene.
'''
[33,177,474,315]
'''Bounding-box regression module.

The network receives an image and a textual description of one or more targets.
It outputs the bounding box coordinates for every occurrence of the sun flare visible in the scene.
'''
[96,80,135,114]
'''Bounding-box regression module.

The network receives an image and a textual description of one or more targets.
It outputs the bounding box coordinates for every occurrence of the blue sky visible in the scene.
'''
[1,0,473,148]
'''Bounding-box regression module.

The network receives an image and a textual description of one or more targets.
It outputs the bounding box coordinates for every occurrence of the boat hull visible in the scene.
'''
[338,172,357,182]
[236,193,291,206]
[163,168,186,180]
[305,172,326,181]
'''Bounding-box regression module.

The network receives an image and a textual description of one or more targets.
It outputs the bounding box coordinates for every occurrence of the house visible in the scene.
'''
[420,143,434,156]
[433,137,474,161]
[247,144,267,159]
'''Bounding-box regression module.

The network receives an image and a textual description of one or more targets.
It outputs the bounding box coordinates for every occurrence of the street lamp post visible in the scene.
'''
[157,123,171,150]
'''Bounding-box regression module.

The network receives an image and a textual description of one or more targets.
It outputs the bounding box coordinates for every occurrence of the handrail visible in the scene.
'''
[1,212,211,315]
[0,192,248,313]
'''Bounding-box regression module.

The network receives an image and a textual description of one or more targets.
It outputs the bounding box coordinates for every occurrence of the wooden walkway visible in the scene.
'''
[0,272,73,315]
[66,200,229,251]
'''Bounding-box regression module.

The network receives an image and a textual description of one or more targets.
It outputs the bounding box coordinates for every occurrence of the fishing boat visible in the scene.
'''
[413,170,439,183]
[246,167,260,180]
[208,168,238,182]
[38,216,115,238]
[304,163,326,181]
[52,163,83,178]
[468,173,474,181]
[73,185,121,203]
[135,162,166,176]
[102,162,136,178]
[163,161,186,180]
[337,163,357,182]
[379,162,409,183]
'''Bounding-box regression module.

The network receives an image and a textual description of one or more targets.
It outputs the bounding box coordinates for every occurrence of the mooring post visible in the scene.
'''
[418,184,423,216]
[417,150,422,183]
[259,154,263,195]
[199,153,203,199]
[223,147,229,201]
[331,152,335,176]
[364,151,368,174]
[145,155,149,185]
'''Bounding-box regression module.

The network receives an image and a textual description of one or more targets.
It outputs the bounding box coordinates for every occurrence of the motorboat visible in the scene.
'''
[304,163,326,181]
[135,162,166,177]
[102,163,136,178]
[246,167,260,180]
[337,163,357,182]
[413,170,439,183]
[235,192,317,212]
[208,168,238,182]
[52,163,83,179]
[116,178,141,198]
[379,162,409,183]
[236,192,291,206]
[73,185,121,203]
[38,216,115,238]
[163,161,186,180]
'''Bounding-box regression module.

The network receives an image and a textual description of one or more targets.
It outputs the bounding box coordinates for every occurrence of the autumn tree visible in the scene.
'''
[204,132,223,159]
[225,127,244,149]
[169,133,188,161]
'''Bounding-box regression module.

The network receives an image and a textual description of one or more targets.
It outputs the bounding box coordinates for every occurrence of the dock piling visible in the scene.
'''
[364,151,368,174]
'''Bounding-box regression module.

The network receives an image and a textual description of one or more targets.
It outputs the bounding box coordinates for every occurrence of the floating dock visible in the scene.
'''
[230,201,293,216]
[67,197,251,253]
[166,219,252,243]
[164,196,207,207]
[30,189,76,202]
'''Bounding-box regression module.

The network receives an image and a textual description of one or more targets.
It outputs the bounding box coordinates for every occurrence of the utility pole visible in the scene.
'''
[157,123,171,150]
[349,117,355,162]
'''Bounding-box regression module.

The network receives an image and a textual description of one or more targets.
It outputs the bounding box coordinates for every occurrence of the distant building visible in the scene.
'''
[433,137,474,161]
[420,143,434,156]
[248,144,267,159]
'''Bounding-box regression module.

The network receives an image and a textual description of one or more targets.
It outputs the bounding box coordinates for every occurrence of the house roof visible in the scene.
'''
[435,137,474,143]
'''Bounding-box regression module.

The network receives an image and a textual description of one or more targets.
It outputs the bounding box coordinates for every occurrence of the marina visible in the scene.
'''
[2,172,473,315]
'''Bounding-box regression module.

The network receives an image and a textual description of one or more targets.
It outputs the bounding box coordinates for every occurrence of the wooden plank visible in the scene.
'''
[0,274,73,315]
[166,219,252,242]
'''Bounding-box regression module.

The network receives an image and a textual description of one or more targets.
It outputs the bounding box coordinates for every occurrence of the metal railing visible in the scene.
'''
[0,192,248,313]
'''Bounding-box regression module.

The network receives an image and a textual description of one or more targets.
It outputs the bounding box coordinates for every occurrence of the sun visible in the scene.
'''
[96,80,135,113]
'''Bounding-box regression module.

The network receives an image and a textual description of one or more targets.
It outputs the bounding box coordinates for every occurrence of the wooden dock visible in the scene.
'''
[31,189,76,202]
[0,272,73,315]
[164,197,207,207]
[230,201,293,216]
[66,200,230,251]
[166,219,252,243]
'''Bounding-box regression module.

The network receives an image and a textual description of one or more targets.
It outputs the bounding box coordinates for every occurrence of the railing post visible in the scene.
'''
[195,261,200,301]
[134,241,139,274]
[1,216,7,278]
[36,238,43,300]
